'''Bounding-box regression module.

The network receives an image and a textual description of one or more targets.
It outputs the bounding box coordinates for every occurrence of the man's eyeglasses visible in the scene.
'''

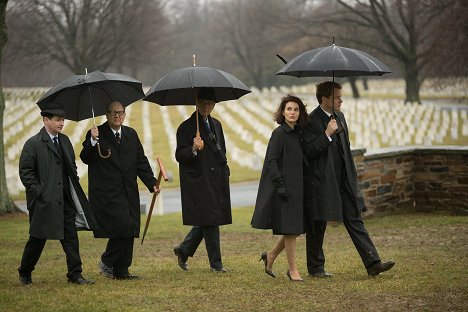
[107,110,125,117]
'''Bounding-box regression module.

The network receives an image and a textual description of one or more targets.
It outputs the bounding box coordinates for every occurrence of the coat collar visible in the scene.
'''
[314,105,331,124]
[102,121,125,146]
[280,122,295,133]
[40,127,61,158]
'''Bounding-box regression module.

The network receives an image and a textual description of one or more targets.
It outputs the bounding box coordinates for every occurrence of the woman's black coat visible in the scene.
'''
[175,112,231,226]
[304,106,366,221]
[80,122,157,238]
[19,127,98,239]
[251,123,305,235]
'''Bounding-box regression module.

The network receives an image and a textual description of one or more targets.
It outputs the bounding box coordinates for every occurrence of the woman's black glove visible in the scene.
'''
[273,177,288,200]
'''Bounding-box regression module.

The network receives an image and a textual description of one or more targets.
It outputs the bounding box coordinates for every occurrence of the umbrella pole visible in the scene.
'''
[331,72,343,134]
[85,69,111,159]
[196,100,200,136]
[332,72,335,116]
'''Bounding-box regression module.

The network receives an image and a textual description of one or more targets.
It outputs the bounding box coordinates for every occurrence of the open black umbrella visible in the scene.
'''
[276,44,391,78]
[37,70,145,157]
[144,56,251,134]
[144,67,251,105]
[37,71,145,121]
[276,41,391,132]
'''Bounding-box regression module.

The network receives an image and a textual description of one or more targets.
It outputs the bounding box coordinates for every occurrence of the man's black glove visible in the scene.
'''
[273,177,288,201]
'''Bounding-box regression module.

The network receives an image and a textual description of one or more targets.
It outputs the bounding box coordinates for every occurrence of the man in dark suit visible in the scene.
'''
[80,101,160,280]
[18,103,97,285]
[173,88,231,273]
[304,81,395,277]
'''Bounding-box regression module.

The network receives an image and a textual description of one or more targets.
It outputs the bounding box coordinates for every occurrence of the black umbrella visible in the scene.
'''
[37,71,145,121]
[144,66,251,105]
[276,41,391,132]
[144,56,251,135]
[276,44,391,78]
[37,70,145,157]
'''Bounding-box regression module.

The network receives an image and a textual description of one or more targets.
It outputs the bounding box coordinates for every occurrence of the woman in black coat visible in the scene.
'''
[251,94,308,281]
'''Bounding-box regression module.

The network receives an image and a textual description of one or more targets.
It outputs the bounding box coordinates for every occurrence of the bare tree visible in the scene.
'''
[331,0,463,103]
[423,0,468,88]
[6,0,167,74]
[0,0,17,214]
[210,0,292,88]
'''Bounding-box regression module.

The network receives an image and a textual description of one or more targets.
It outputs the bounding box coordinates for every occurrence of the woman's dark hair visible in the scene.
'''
[273,94,308,128]
[316,81,342,104]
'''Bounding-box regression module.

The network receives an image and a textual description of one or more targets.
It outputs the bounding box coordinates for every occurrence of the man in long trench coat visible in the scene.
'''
[304,81,395,277]
[173,88,231,272]
[18,104,97,285]
[80,101,159,280]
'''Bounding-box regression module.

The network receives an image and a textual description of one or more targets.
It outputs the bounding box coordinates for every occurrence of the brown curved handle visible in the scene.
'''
[156,157,169,183]
[97,142,111,158]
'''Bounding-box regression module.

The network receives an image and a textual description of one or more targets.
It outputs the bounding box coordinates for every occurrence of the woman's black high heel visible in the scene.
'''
[286,271,304,282]
[259,252,276,278]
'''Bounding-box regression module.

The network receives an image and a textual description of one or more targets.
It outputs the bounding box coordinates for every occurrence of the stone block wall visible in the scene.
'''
[352,146,468,215]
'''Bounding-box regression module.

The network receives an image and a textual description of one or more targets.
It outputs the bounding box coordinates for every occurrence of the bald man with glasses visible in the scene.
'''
[80,101,160,280]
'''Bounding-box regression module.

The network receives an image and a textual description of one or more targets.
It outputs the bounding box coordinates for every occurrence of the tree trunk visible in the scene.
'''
[0,88,17,214]
[403,62,421,104]
[0,0,17,215]
[362,78,368,90]
[348,77,360,98]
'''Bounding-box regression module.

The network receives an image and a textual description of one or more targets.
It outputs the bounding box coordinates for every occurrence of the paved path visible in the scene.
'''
[15,180,259,215]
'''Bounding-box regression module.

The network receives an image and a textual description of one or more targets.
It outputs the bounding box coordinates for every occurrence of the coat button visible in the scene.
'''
[210,167,214,171]
[58,182,61,186]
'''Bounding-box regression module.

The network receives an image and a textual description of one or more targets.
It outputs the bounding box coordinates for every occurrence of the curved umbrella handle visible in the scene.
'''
[97,142,111,158]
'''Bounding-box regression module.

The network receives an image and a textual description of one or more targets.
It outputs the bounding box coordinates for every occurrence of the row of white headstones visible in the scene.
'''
[3,84,468,195]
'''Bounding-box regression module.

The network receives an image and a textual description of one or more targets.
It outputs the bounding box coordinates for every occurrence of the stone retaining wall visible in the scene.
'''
[352,146,468,215]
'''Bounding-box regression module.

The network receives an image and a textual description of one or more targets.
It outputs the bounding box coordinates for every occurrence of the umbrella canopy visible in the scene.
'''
[144,66,251,105]
[276,44,391,78]
[37,71,145,121]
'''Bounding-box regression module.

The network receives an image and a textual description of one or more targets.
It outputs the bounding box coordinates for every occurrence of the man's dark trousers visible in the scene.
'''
[178,226,222,269]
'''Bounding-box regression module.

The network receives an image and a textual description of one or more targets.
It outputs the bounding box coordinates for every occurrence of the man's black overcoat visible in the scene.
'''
[304,106,366,221]
[175,112,231,226]
[80,122,157,238]
[19,127,98,239]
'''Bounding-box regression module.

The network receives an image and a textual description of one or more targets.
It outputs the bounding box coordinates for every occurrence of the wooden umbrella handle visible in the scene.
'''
[97,142,111,158]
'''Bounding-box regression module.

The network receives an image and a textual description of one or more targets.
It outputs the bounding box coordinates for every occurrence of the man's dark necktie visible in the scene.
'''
[204,119,212,134]
[53,137,59,152]
[115,132,121,143]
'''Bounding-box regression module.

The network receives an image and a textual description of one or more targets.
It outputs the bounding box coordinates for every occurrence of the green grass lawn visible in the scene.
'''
[0,209,467,311]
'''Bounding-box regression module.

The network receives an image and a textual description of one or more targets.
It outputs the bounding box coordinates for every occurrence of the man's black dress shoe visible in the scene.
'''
[114,273,141,280]
[211,267,227,273]
[19,274,32,285]
[173,246,188,271]
[309,271,334,278]
[259,251,276,278]
[367,260,395,276]
[68,276,95,285]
